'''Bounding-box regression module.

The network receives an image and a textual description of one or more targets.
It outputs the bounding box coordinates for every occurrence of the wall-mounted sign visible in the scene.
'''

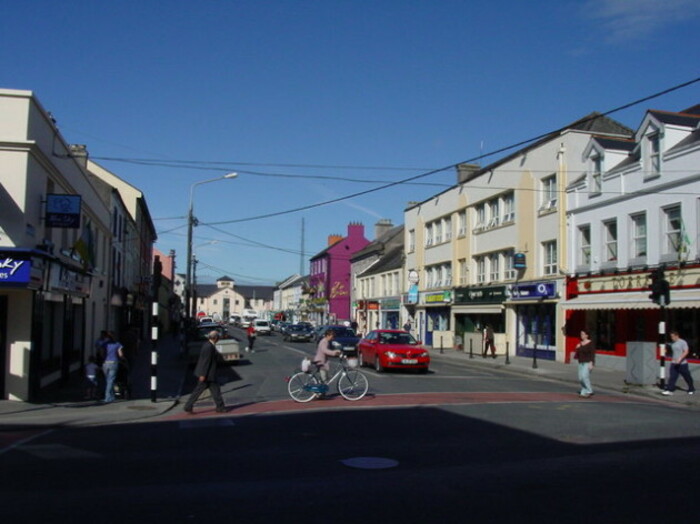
[46,194,81,228]
[513,253,526,269]
[380,298,401,310]
[0,256,31,285]
[454,286,507,304]
[509,281,556,300]
[424,290,452,304]
[407,284,419,304]
[407,270,419,285]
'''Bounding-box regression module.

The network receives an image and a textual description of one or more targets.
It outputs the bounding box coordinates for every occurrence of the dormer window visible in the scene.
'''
[648,132,660,176]
[591,154,602,194]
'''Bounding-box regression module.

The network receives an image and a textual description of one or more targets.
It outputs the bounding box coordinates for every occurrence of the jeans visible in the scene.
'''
[667,363,695,392]
[578,362,593,396]
[103,361,118,402]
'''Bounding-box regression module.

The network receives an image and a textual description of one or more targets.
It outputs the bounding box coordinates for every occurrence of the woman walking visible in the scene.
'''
[575,329,595,398]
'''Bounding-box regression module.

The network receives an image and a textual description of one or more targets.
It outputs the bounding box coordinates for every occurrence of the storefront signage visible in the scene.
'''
[509,282,556,300]
[380,298,401,310]
[424,291,452,304]
[0,256,31,284]
[46,194,82,228]
[514,253,526,269]
[454,286,507,304]
[408,270,419,285]
[49,262,91,297]
[406,284,419,304]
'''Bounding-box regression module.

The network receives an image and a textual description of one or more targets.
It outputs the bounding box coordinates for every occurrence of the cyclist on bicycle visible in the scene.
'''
[313,329,341,383]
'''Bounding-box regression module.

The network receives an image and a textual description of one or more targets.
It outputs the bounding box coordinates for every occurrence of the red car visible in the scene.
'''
[358,329,430,373]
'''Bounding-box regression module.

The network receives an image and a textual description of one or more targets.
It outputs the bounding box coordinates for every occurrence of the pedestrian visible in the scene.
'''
[662,330,695,396]
[574,328,595,398]
[94,330,109,363]
[403,320,411,332]
[483,324,497,358]
[246,322,256,352]
[183,330,227,414]
[313,329,341,384]
[101,332,124,403]
[84,356,99,400]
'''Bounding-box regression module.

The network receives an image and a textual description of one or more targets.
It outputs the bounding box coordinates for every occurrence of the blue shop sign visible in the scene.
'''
[407,284,419,304]
[0,256,32,285]
[46,194,81,228]
[510,282,556,300]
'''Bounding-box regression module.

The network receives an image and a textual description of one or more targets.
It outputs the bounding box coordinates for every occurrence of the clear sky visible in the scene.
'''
[2,0,699,285]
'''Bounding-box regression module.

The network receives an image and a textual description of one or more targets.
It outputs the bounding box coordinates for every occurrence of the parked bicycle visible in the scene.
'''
[287,353,369,402]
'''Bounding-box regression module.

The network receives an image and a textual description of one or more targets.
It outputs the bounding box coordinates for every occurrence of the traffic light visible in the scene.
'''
[649,268,671,306]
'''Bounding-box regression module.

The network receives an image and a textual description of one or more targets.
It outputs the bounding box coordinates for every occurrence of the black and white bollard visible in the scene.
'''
[658,314,666,389]
[151,301,158,403]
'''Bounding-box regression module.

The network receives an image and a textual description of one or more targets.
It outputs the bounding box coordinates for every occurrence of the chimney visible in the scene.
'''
[374,218,393,239]
[328,234,343,246]
[69,144,89,169]
[456,163,480,184]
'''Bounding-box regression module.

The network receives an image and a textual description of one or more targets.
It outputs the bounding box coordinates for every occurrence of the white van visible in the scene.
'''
[253,319,271,336]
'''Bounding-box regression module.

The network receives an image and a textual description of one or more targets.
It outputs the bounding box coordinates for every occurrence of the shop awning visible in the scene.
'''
[452,305,504,315]
[563,290,700,310]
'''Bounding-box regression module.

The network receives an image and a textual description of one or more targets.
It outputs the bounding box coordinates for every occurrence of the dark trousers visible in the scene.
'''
[483,338,496,357]
[248,336,256,351]
[667,363,695,392]
[184,379,225,410]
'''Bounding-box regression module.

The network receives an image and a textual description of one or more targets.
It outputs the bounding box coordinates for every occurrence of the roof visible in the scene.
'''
[361,245,405,276]
[217,275,234,282]
[649,109,700,128]
[351,224,404,261]
[591,136,636,152]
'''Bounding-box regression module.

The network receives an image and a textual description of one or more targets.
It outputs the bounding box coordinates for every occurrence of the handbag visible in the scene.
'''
[301,357,311,373]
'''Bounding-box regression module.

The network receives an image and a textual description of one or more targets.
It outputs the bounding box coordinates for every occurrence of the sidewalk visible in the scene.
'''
[431,346,700,408]
[0,333,188,429]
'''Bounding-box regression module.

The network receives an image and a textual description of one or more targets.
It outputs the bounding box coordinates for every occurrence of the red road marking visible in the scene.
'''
[168,391,646,421]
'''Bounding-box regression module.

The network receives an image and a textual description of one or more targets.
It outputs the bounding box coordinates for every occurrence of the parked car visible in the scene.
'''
[358,329,430,372]
[314,325,360,355]
[187,322,241,364]
[283,323,314,342]
[253,319,272,335]
[278,321,292,335]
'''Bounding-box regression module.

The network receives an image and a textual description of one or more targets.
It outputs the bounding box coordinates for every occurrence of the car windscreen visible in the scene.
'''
[333,328,356,338]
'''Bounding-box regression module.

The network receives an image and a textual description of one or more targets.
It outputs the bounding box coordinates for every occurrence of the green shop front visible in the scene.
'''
[452,286,506,354]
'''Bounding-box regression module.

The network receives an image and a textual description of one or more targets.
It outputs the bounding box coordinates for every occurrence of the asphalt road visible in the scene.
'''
[4,327,700,523]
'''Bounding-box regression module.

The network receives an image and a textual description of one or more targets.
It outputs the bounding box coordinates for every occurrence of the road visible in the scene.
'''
[3,326,700,523]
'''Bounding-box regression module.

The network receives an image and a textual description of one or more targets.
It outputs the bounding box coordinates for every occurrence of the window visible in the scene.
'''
[541,175,557,210]
[664,205,682,255]
[579,225,591,266]
[488,199,500,227]
[591,155,602,194]
[504,250,515,280]
[543,241,557,275]
[425,224,433,246]
[475,205,486,229]
[631,213,647,258]
[604,220,617,262]
[458,211,467,236]
[648,132,661,177]
[408,229,415,253]
[459,258,468,285]
[444,217,452,241]
[476,256,486,283]
[502,193,515,222]
[434,220,442,244]
[444,264,452,287]
[489,253,500,282]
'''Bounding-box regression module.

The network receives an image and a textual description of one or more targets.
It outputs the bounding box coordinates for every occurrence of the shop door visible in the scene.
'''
[0,296,7,397]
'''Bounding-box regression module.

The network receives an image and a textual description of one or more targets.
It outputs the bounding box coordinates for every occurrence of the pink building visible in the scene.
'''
[309,222,369,324]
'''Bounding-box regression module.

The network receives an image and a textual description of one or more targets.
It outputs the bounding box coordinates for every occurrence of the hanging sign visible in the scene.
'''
[513,253,526,269]
[46,194,81,228]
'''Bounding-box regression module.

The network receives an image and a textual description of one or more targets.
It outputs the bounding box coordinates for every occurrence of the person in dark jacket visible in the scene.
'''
[183,330,227,414]
[574,328,595,398]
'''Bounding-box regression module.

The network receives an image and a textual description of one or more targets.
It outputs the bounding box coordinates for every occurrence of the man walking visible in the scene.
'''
[184,330,227,414]
[662,330,695,396]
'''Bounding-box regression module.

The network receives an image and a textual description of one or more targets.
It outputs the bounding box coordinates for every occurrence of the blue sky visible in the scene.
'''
[2,0,699,285]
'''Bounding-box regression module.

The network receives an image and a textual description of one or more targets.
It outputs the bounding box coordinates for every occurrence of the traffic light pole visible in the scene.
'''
[658,305,666,390]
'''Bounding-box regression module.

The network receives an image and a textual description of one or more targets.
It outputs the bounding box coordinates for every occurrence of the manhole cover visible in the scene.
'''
[126,406,158,411]
[341,457,399,469]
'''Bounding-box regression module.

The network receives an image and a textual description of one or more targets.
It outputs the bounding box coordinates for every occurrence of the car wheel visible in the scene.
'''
[374,355,383,373]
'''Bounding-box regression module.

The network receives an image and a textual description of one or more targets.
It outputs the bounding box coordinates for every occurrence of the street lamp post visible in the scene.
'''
[185,173,237,325]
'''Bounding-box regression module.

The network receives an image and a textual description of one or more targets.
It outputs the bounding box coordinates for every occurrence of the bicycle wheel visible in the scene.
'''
[288,372,319,403]
[338,369,369,401]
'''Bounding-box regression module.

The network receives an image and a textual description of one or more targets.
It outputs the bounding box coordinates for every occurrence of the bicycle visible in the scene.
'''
[287,354,369,402]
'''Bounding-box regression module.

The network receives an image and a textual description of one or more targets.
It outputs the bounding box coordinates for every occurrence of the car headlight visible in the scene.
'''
[420,351,429,358]
[385,351,397,359]
[331,341,341,349]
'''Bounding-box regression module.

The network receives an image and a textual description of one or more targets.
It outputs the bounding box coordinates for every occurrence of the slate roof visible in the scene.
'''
[649,109,700,128]
[361,245,405,277]
[592,136,636,151]
[352,224,404,261]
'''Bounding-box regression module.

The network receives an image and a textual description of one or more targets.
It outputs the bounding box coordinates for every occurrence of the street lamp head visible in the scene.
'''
[224,172,238,179]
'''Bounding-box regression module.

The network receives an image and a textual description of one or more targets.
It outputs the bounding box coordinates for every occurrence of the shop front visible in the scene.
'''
[563,266,700,365]
[452,285,506,354]
[507,280,560,361]
[417,290,452,347]
[379,297,401,329]
[0,247,94,400]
